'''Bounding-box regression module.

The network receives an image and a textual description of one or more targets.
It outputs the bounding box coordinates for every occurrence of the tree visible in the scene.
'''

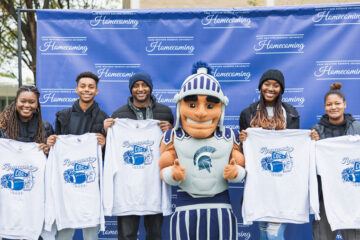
[0,0,119,85]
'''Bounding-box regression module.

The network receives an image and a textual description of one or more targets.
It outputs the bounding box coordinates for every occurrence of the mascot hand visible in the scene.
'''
[172,159,186,181]
[223,159,239,179]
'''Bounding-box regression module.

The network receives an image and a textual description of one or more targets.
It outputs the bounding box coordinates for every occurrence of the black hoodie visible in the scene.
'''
[312,113,357,140]
[55,100,108,135]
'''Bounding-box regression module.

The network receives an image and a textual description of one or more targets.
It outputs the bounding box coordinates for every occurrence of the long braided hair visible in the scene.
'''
[249,92,286,130]
[0,86,45,143]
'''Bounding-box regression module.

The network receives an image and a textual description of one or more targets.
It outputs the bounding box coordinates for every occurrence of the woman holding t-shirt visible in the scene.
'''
[239,69,299,240]
[310,82,360,240]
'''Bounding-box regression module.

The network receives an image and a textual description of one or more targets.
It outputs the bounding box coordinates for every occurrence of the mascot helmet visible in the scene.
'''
[173,62,229,131]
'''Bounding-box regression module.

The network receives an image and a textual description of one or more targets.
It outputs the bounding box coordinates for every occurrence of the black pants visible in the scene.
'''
[313,200,360,240]
[117,214,163,240]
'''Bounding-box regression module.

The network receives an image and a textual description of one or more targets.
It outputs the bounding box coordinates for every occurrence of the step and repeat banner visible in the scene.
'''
[36,3,360,240]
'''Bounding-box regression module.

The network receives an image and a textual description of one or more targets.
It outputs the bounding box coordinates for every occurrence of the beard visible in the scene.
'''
[133,93,151,103]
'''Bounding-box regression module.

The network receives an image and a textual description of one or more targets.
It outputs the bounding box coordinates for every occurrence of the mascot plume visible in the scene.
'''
[159,62,246,239]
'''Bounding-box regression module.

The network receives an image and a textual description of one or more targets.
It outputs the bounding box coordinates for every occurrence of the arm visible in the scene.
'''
[231,143,245,167]
[310,129,320,141]
[95,133,106,148]
[223,143,246,183]
[159,140,185,185]
[310,124,321,140]
[104,118,115,133]
[159,140,177,170]
[158,121,173,132]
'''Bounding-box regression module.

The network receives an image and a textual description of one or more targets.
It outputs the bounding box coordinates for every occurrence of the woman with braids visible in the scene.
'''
[310,83,360,240]
[238,69,299,240]
[0,85,54,152]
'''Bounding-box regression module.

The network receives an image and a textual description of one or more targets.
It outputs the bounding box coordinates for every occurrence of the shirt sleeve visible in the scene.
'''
[161,181,173,216]
[309,140,320,220]
[44,145,56,231]
[103,125,118,216]
[97,142,105,231]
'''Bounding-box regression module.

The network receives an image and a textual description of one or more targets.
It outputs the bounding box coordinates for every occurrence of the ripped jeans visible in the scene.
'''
[259,222,287,240]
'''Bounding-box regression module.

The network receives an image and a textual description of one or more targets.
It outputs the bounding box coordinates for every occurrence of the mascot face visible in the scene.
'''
[180,95,222,138]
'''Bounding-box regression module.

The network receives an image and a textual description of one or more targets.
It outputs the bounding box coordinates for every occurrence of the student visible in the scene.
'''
[310,82,360,240]
[0,85,53,240]
[47,71,108,240]
[104,72,173,132]
[0,85,53,150]
[104,72,173,240]
[238,69,299,240]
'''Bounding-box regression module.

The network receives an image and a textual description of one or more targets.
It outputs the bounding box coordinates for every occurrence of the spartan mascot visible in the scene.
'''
[159,62,246,240]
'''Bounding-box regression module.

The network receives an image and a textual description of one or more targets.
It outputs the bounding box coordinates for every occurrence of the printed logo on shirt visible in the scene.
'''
[1,163,38,193]
[341,157,360,185]
[193,146,216,173]
[63,157,97,186]
[260,147,294,176]
[122,140,154,169]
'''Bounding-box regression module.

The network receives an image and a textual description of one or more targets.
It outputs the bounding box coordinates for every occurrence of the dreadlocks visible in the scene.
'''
[249,93,286,130]
[0,86,45,143]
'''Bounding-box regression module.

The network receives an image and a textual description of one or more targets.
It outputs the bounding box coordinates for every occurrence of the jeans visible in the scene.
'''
[117,214,163,240]
[259,222,287,240]
[56,225,100,240]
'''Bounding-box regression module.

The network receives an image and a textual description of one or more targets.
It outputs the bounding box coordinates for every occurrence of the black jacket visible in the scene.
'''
[55,101,108,135]
[239,101,300,131]
[311,113,360,139]
[111,96,174,125]
[0,120,54,143]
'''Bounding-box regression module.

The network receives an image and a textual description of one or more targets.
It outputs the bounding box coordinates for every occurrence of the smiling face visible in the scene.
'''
[180,95,222,138]
[131,80,151,107]
[16,91,38,122]
[75,77,98,104]
[325,94,346,124]
[261,79,281,106]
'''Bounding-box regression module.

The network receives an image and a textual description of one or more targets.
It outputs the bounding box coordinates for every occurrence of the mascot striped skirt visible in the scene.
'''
[170,189,238,240]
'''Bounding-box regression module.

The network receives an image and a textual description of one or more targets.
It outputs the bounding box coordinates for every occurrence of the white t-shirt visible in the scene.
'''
[103,118,172,216]
[315,135,360,231]
[0,139,46,240]
[242,128,319,224]
[45,133,104,231]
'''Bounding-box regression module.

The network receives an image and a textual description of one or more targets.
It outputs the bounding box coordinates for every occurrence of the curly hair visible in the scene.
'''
[250,93,286,130]
[0,86,45,143]
[76,71,99,86]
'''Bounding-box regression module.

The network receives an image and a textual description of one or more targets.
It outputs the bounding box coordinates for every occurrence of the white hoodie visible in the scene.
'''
[242,128,319,224]
[315,135,360,231]
[45,133,104,231]
[103,119,172,216]
[0,139,46,240]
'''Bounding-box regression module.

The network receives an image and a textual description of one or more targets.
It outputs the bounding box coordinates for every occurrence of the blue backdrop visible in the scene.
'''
[35,3,360,239]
